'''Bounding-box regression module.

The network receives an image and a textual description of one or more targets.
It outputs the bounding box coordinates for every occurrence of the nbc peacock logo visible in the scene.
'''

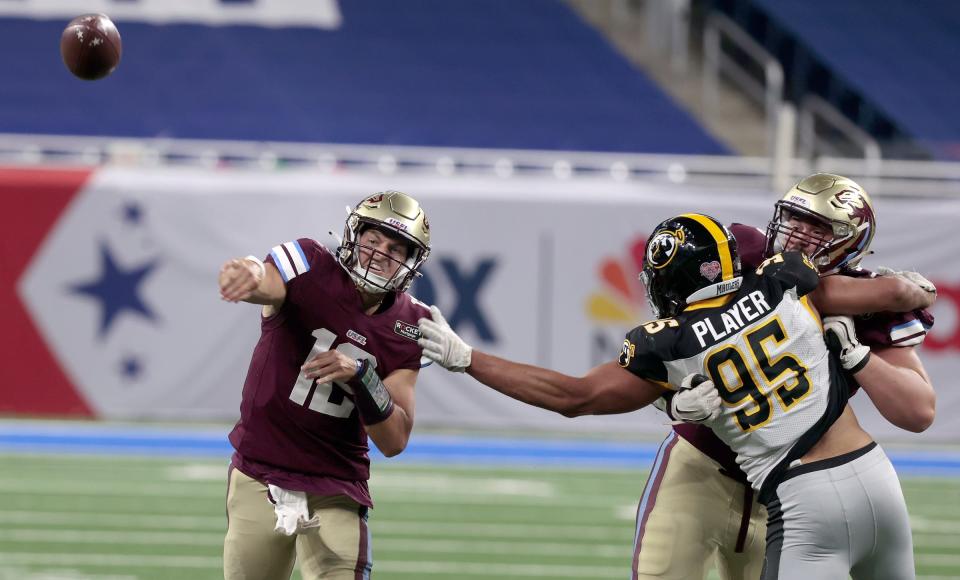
[586,235,652,325]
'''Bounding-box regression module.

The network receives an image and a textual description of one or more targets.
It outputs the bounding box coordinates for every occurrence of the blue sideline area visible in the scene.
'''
[2,422,959,476]
[0,1,725,154]
[747,0,960,157]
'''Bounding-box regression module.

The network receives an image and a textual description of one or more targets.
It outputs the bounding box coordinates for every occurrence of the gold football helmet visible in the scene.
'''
[765,173,876,274]
[337,191,431,293]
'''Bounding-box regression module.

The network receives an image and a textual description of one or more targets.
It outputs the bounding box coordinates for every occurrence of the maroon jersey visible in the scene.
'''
[669,223,933,482]
[229,238,429,507]
[838,268,935,347]
[729,223,767,270]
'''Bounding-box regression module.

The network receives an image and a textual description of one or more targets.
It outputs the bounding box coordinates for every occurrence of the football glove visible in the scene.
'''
[418,305,473,372]
[875,266,937,294]
[824,315,871,373]
[670,374,721,423]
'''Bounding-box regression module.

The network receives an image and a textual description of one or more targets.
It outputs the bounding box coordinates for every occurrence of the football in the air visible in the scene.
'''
[60,14,122,81]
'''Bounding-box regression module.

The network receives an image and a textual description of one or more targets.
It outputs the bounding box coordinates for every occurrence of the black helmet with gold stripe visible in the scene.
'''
[640,213,742,319]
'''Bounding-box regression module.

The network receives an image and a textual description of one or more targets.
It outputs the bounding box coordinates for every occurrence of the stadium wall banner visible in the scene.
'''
[3,165,959,442]
[0,0,341,28]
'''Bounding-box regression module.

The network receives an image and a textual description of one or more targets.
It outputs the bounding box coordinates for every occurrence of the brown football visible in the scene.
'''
[60,14,122,81]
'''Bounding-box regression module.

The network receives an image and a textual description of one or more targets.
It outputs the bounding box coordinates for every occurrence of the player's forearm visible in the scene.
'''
[887,276,936,312]
[366,407,413,457]
[815,275,928,315]
[244,269,286,306]
[467,351,589,417]
[854,352,936,432]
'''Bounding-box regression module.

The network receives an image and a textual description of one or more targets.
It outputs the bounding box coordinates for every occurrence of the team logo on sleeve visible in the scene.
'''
[618,339,636,367]
[646,229,684,269]
[394,321,421,341]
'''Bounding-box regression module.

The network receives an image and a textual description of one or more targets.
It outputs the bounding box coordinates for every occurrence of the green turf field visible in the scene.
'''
[0,453,958,579]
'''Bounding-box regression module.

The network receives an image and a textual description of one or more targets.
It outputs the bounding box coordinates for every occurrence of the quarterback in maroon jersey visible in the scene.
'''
[218,191,432,580]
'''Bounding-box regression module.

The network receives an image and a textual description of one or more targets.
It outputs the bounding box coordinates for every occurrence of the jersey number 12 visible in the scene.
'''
[289,328,378,418]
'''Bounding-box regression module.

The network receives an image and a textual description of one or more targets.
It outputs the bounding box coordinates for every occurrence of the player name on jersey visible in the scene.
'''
[691,290,772,348]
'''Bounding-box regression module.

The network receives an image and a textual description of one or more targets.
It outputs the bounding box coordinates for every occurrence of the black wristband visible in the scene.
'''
[347,359,395,425]
[849,351,871,375]
[661,391,677,421]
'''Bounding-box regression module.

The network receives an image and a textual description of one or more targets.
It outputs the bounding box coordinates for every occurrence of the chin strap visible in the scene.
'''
[685,276,743,305]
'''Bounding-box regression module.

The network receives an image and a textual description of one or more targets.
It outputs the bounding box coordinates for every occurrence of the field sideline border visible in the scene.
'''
[1,420,959,475]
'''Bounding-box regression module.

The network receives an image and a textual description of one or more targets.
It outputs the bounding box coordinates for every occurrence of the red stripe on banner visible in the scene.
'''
[0,167,95,416]
[924,282,960,352]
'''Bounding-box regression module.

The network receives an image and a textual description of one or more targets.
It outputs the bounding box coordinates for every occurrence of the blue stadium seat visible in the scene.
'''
[726,0,960,158]
[0,0,726,154]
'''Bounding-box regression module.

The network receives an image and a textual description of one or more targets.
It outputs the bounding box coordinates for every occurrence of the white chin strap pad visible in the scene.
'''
[685,276,743,305]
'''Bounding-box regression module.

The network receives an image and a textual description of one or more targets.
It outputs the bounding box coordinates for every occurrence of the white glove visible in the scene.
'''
[824,315,871,373]
[875,266,937,294]
[267,485,320,536]
[417,305,473,372]
[670,374,722,423]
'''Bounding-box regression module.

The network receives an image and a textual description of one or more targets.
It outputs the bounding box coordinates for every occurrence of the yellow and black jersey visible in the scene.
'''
[621,251,850,500]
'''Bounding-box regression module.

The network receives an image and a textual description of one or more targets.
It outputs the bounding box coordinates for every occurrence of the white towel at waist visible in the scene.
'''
[267,484,321,536]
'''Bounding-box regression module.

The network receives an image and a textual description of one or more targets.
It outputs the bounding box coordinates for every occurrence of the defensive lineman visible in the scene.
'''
[419,213,916,579]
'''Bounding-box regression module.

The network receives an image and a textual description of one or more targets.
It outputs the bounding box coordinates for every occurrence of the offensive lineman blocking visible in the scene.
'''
[631,174,936,580]
[419,213,918,579]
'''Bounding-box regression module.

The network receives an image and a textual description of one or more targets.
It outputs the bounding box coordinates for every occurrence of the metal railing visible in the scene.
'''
[799,95,882,172]
[644,0,691,75]
[702,12,784,159]
[2,133,960,198]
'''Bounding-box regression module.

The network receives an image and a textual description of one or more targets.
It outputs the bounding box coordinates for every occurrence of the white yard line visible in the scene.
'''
[0,553,221,569]
[0,529,629,558]
[911,516,960,534]
[0,511,224,530]
[0,510,624,538]
[376,560,626,577]
[0,478,632,507]
[917,553,960,566]
[0,568,136,580]
[0,529,223,546]
[374,520,624,539]
[0,553,627,577]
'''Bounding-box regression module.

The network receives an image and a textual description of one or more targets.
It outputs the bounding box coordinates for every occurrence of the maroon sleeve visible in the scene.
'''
[264,238,334,307]
[843,268,935,347]
[391,295,431,372]
[729,223,766,270]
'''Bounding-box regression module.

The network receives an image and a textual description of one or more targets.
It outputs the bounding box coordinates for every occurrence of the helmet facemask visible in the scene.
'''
[340,222,424,294]
[640,268,683,319]
[766,203,868,273]
[764,173,876,274]
[336,191,431,294]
